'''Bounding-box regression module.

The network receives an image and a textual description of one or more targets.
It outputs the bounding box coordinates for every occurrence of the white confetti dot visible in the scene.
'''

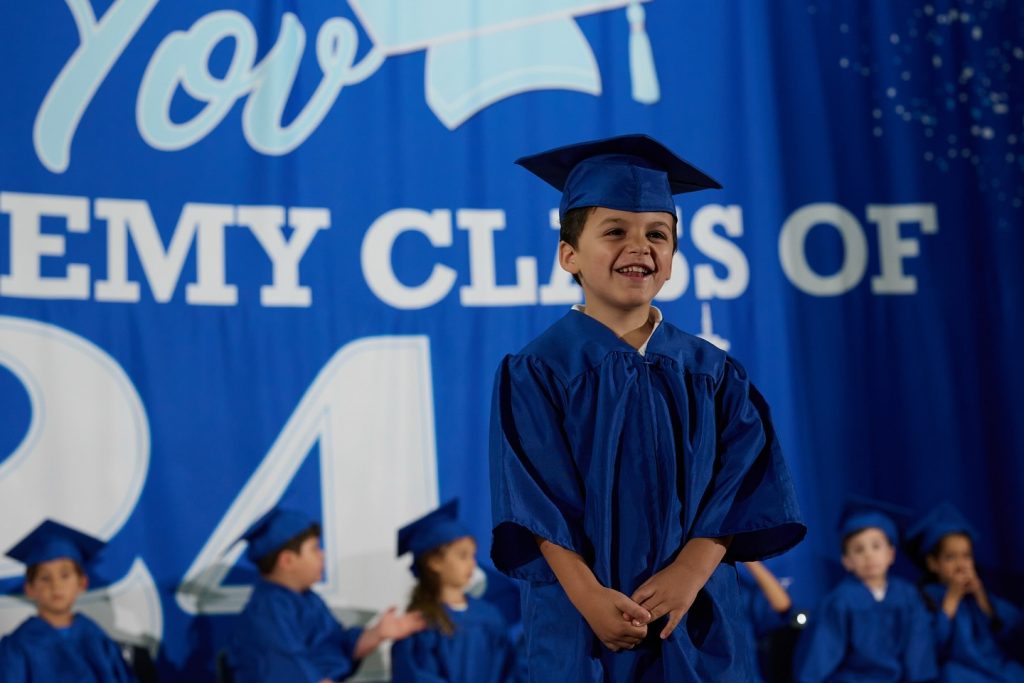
[903,113,913,121]
[983,127,995,139]
[1008,153,1017,163]
[1013,198,1022,208]
[971,125,982,136]
[932,55,943,68]
[948,134,958,143]
[890,33,900,44]
[874,127,884,137]
[924,152,934,161]
[925,128,935,138]
[902,71,912,81]
[994,103,1009,114]
[861,67,871,76]
[972,26,982,40]
[1009,135,1019,145]
[958,93,968,102]
[948,148,958,158]
[887,87,897,98]
[896,105,905,114]
[873,108,883,119]
[840,57,850,68]
[961,148,971,157]
[948,9,959,20]
[1014,47,1024,60]
[924,4,934,15]
[960,67,974,80]
[840,23,849,33]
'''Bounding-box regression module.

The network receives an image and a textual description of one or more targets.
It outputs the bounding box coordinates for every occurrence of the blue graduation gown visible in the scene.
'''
[923,583,1024,682]
[489,310,806,682]
[793,576,937,683]
[0,614,135,683]
[227,579,363,683]
[390,597,523,683]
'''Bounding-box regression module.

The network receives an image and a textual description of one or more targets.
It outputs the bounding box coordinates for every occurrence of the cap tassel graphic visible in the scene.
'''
[628,2,660,104]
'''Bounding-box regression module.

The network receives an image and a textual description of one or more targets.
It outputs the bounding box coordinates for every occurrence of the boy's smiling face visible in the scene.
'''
[25,557,87,622]
[559,207,674,318]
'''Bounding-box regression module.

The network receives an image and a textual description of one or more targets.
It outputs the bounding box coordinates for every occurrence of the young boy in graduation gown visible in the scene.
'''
[0,520,137,682]
[227,507,424,683]
[793,501,937,683]
[488,134,806,682]
[391,500,523,683]
[906,503,1024,683]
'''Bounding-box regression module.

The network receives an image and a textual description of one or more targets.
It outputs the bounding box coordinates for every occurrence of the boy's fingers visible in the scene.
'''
[631,584,655,604]
[614,596,652,623]
[660,611,684,639]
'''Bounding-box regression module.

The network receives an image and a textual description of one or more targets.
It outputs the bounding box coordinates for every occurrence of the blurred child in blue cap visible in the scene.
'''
[390,499,522,683]
[226,507,424,683]
[906,502,1024,682]
[488,134,806,682]
[793,499,936,682]
[0,519,136,682]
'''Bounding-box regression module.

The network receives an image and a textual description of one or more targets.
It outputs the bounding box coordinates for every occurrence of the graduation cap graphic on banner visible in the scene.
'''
[348,0,661,128]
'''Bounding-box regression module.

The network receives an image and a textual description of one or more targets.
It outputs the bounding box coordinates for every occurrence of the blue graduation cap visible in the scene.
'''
[516,134,721,220]
[349,1,662,129]
[397,500,471,570]
[239,508,316,564]
[837,497,910,548]
[6,520,104,568]
[904,502,977,561]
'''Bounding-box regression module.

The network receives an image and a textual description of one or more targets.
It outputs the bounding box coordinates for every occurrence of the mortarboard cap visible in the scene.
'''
[838,496,909,548]
[397,500,471,568]
[515,133,721,220]
[6,520,104,568]
[239,508,316,564]
[904,502,977,562]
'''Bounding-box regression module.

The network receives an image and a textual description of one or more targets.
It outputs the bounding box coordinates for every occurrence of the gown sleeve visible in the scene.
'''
[390,631,447,683]
[489,354,588,582]
[792,590,847,683]
[0,635,29,682]
[902,587,939,682]
[689,356,806,561]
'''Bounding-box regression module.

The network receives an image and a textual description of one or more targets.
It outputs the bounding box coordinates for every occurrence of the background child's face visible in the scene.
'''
[559,207,674,315]
[25,558,87,618]
[841,527,895,583]
[284,536,325,589]
[427,536,477,591]
[926,533,974,585]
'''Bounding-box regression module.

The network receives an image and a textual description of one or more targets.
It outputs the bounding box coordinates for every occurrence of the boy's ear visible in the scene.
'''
[925,554,939,574]
[558,241,580,275]
[840,554,854,573]
[79,574,89,591]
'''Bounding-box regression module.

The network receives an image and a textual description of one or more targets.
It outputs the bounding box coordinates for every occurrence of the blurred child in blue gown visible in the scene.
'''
[227,507,424,683]
[739,561,796,682]
[794,501,937,683]
[0,520,136,682]
[906,503,1024,683]
[391,500,523,683]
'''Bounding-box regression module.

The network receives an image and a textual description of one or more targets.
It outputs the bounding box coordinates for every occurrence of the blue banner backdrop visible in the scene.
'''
[1,0,1022,680]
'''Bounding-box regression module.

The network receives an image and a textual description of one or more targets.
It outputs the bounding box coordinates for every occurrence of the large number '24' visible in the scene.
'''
[0,315,440,653]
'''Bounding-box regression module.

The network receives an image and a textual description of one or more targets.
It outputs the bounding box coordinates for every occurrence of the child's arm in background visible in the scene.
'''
[537,537,650,651]
[354,607,426,659]
[630,536,732,639]
[744,560,792,613]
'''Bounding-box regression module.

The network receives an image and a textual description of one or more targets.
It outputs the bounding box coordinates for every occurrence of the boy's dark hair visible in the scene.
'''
[407,546,456,636]
[559,206,679,286]
[255,523,321,575]
[26,559,84,584]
